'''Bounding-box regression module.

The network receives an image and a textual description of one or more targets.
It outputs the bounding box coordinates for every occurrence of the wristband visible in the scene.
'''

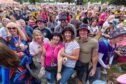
[57,71,61,73]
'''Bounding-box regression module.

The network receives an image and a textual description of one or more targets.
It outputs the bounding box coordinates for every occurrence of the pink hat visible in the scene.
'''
[117,74,126,84]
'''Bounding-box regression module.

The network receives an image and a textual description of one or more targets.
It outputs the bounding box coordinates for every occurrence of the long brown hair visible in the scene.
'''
[0,43,19,68]
[62,26,75,42]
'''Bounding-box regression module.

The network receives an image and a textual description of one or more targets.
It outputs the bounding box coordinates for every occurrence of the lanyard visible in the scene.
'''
[51,45,59,67]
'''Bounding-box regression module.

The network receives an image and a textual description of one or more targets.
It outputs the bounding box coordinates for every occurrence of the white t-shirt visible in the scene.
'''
[0,27,7,39]
[102,21,109,28]
[64,40,80,68]
[89,26,99,34]
[29,41,42,62]
[29,38,49,62]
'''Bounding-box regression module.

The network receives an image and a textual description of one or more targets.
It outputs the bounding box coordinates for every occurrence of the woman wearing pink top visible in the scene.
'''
[44,33,63,84]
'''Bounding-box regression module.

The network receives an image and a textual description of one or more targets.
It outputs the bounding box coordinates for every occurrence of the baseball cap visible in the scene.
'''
[78,23,89,31]
[59,15,67,21]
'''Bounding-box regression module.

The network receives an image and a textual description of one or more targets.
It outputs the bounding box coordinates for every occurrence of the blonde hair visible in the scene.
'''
[18,19,26,25]
[2,18,10,22]
[16,19,26,28]
[6,22,27,41]
[32,29,44,41]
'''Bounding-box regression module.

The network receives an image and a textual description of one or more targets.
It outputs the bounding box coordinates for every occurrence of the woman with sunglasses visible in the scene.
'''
[44,33,63,84]
[57,26,80,84]
[5,22,32,83]
[6,22,27,51]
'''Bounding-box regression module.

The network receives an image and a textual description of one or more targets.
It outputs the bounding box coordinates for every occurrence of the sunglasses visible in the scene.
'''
[8,27,16,30]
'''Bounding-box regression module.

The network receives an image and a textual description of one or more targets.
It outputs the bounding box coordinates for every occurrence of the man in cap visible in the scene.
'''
[76,23,99,84]
[35,18,52,39]
[54,15,77,37]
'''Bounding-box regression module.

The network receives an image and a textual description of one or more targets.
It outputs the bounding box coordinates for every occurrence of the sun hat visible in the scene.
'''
[78,23,90,33]
[110,28,126,39]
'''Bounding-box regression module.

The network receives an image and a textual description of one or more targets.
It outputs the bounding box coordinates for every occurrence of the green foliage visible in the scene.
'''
[60,0,74,3]
[29,0,40,4]
[14,0,126,5]
[109,0,126,6]
[107,63,126,83]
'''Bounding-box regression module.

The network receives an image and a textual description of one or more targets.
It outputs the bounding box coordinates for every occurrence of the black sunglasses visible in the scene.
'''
[8,27,16,30]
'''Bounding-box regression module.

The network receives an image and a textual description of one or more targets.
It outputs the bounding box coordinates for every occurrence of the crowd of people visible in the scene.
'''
[0,2,126,84]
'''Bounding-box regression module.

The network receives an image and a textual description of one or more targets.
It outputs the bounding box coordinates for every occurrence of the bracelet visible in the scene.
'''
[57,71,61,73]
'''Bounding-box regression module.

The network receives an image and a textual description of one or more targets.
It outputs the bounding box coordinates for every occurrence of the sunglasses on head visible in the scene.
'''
[8,27,16,30]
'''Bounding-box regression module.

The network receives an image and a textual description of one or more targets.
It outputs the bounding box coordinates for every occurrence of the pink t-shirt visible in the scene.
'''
[44,43,64,67]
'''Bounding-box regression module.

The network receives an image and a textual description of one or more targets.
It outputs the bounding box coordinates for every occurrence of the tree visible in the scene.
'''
[109,0,126,6]
[14,0,23,4]
[60,0,74,3]
[76,0,84,5]
[14,0,40,4]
